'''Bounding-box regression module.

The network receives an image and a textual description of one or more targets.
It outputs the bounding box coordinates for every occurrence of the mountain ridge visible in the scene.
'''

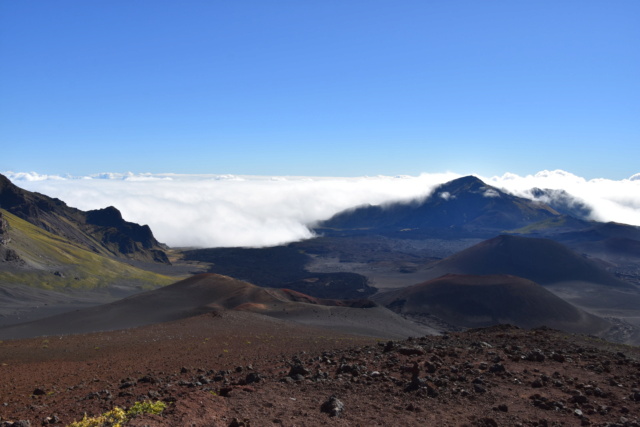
[0,173,169,264]
[317,175,562,237]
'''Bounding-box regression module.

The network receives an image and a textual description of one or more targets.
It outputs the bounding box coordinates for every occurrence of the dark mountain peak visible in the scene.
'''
[0,173,13,190]
[86,206,125,227]
[436,175,487,192]
[0,173,29,209]
[431,175,505,201]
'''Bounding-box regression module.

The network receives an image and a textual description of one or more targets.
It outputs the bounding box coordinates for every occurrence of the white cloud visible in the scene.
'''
[483,170,640,227]
[482,188,500,198]
[5,169,640,248]
[5,171,458,247]
[4,171,67,181]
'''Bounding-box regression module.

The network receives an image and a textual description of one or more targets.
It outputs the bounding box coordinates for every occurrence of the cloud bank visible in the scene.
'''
[5,170,640,248]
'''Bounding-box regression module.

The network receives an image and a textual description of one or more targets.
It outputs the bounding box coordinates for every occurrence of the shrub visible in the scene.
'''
[67,400,166,427]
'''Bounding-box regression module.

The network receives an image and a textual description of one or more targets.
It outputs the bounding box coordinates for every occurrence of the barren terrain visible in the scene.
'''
[2,314,640,426]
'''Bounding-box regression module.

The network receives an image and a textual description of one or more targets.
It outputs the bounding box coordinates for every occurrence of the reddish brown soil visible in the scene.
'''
[1,313,640,426]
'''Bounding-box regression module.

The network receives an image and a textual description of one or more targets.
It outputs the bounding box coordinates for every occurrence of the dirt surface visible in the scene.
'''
[2,313,640,426]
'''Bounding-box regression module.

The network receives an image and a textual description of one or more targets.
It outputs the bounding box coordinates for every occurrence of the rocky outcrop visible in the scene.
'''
[0,211,24,265]
[86,207,170,263]
[0,211,8,245]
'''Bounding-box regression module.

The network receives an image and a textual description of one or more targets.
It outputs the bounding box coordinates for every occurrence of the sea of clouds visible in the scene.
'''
[4,170,640,248]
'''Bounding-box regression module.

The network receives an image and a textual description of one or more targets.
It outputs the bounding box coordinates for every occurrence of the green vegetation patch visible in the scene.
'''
[67,400,167,427]
[507,217,568,234]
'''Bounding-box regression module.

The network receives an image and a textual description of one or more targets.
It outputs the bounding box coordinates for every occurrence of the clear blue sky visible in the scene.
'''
[1,1,638,179]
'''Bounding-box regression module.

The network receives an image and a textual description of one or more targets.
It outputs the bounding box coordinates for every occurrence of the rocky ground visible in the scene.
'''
[1,313,640,426]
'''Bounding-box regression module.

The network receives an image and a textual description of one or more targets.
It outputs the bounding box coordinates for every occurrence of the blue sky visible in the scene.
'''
[2,1,638,179]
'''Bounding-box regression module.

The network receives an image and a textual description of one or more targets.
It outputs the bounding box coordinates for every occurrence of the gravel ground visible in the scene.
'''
[2,314,640,426]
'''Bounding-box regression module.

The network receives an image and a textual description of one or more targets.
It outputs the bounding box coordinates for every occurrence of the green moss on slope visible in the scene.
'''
[507,217,568,234]
[0,210,174,290]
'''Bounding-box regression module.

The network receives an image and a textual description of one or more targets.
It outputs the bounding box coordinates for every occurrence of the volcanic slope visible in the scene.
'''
[0,273,432,340]
[419,234,632,288]
[375,274,610,335]
[0,210,176,326]
[317,175,561,237]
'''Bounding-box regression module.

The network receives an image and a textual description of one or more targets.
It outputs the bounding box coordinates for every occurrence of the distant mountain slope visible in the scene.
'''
[317,176,561,237]
[552,222,640,264]
[315,174,640,261]
[421,234,632,288]
[0,174,168,263]
[375,273,610,334]
[0,273,432,340]
[0,209,174,291]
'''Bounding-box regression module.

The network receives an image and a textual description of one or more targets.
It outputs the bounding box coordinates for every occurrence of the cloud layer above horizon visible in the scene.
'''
[5,170,640,248]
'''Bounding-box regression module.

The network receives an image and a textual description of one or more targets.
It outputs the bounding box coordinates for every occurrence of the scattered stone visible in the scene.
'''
[570,394,589,404]
[219,387,233,397]
[321,395,344,417]
[228,418,250,427]
[405,403,421,412]
[42,415,59,424]
[245,372,262,384]
[119,380,136,389]
[397,346,425,356]
[138,374,160,384]
[473,383,487,394]
[32,389,46,396]
[288,364,310,378]
[488,363,505,373]
[531,379,544,388]
[424,361,437,373]
[525,350,546,362]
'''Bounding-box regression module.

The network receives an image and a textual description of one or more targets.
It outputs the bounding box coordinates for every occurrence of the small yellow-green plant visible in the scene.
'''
[67,400,166,427]
[126,400,166,417]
